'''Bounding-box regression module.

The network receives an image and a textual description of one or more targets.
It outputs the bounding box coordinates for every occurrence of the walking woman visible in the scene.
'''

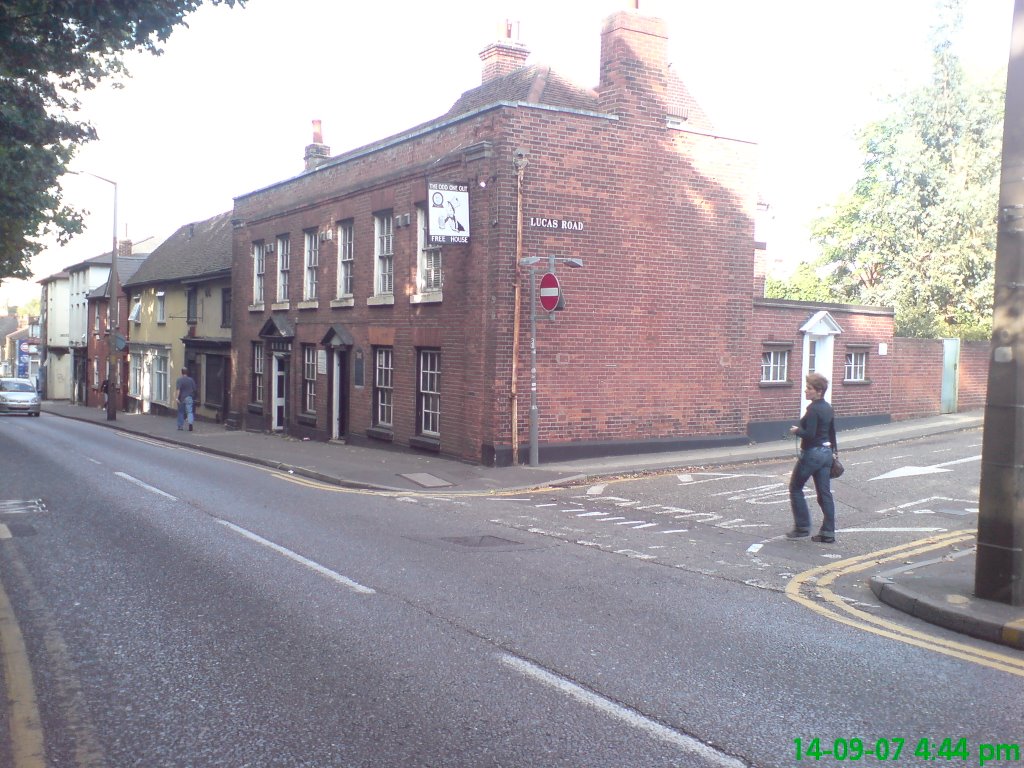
[786,372,837,543]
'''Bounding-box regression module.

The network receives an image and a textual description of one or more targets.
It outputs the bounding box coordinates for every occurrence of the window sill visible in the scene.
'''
[297,300,319,310]
[758,381,793,388]
[410,434,440,453]
[271,302,290,311]
[842,378,872,385]
[366,426,394,442]
[331,297,355,308]
[367,295,395,307]
[249,303,264,312]
[411,291,443,305]
[297,413,316,426]
[247,402,263,414]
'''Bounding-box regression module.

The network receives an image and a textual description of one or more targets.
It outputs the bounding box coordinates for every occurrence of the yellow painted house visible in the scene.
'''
[123,212,233,421]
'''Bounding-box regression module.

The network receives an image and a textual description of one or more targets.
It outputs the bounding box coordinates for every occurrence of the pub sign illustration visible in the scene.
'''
[428,182,470,244]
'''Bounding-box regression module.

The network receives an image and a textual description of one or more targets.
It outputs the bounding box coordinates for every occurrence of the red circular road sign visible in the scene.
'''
[539,272,561,312]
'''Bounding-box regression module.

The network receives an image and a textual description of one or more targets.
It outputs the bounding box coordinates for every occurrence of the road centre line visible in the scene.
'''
[216,519,375,595]
[787,531,1024,677]
[114,472,178,501]
[498,654,746,767]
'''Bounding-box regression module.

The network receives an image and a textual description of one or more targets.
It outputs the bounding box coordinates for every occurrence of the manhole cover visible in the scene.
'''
[442,536,521,548]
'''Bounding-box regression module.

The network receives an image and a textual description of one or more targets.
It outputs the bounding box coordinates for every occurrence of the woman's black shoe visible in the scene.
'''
[811,534,835,543]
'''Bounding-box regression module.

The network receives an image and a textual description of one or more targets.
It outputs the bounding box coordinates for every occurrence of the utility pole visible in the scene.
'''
[976,0,1024,605]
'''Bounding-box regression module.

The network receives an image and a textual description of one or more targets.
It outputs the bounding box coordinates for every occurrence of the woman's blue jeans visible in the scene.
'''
[789,446,836,535]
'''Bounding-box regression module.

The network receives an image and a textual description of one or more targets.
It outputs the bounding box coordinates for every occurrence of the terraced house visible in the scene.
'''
[123,212,233,420]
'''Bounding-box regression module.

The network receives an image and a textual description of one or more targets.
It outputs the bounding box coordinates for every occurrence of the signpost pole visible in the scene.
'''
[528,269,539,467]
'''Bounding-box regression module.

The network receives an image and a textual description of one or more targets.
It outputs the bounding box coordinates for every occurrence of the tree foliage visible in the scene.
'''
[0,0,244,284]
[795,4,1004,339]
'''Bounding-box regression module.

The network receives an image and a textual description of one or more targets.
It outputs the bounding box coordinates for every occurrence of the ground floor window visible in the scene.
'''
[252,342,264,403]
[153,354,169,404]
[845,350,868,382]
[418,349,440,437]
[761,348,789,383]
[373,346,393,428]
[302,344,317,414]
[205,355,226,408]
[129,353,143,397]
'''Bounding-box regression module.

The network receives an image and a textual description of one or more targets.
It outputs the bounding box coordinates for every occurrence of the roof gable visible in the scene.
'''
[124,211,233,288]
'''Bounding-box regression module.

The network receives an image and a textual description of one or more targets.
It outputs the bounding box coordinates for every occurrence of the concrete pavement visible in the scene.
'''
[32,401,1024,651]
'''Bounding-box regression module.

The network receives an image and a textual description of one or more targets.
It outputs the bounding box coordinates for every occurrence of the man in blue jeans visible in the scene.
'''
[786,372,837,543]
[175,367,197,431]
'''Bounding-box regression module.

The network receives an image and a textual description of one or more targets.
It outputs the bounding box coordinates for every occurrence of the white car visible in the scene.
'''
[0,378,41,416]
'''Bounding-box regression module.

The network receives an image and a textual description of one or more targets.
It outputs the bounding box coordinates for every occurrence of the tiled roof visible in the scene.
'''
[444,65,599,117]
[86,256,148,299]
[124,211,232,288]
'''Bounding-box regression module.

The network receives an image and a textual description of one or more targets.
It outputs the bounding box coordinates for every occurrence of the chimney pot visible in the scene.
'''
[479,23,529,83]
[304,119,331,171]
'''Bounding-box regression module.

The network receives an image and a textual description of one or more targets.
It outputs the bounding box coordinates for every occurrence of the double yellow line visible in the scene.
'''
[786,531,1024,677]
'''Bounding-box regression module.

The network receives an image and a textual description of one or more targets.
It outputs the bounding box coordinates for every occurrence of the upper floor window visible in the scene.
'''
[186,288,198,324]
[252,242,266,304]
[337,220,354,297]
[303,229,319,300]
[417,205,442,294]
[221,288,232,327]
[374,212,393,295]
[156,291,166,323]
[129,296,141,323]
[277,234,291,302]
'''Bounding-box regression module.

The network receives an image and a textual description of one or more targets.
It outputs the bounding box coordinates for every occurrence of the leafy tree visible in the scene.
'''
[0,0,244,284]
[764,260,844,303]
[807,4,1003,339]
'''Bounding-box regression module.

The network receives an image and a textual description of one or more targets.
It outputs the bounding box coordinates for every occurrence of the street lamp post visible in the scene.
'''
[519,255,583,466]
[71,170,118,421]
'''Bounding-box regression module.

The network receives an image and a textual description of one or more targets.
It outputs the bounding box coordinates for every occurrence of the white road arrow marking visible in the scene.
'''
[870,455,980,481]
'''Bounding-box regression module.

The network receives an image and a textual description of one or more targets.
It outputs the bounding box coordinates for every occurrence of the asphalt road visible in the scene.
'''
[0,416,1020,767]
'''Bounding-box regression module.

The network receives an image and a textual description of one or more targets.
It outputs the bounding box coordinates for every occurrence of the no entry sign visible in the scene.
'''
[539,272,560,312]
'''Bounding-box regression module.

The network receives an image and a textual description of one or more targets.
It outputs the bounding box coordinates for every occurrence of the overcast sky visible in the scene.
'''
[1,0,1013,309]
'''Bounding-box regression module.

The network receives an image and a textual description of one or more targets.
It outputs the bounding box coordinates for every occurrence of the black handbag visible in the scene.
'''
[830,454,844,479]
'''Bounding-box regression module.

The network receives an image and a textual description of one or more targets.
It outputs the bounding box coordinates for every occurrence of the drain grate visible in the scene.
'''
[442,535,521,548]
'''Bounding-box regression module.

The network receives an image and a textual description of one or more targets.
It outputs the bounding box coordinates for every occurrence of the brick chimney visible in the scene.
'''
[304,119,331,171]
[597,7,669,117]
[118,239,133,258]
[479,21,529,83]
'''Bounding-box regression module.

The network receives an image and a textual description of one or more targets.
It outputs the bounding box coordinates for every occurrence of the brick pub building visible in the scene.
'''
[230,7,906,465]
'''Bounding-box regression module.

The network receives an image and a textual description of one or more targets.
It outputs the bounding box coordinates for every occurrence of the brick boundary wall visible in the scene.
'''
[890,338,989,421]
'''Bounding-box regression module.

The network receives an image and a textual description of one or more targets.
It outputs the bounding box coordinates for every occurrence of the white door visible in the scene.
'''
[272,354,287,431]
[799,311,843,414]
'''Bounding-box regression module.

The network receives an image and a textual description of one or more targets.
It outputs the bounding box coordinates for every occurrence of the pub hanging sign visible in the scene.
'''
[428,182,470,244]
